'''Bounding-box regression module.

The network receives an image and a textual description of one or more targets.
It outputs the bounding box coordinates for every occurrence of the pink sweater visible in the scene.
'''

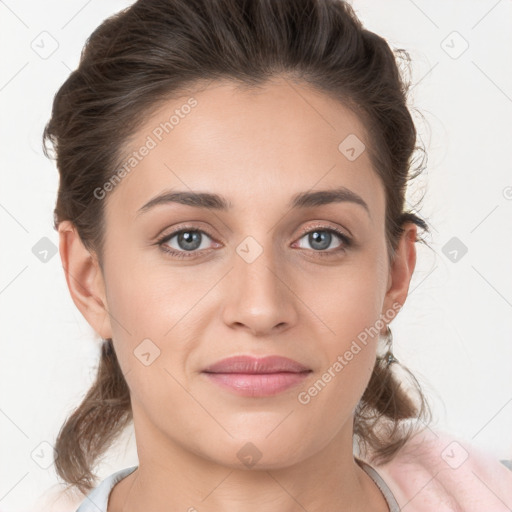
[373,428,512,511]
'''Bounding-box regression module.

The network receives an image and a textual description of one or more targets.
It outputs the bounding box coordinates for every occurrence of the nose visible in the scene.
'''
[221,241,299,337]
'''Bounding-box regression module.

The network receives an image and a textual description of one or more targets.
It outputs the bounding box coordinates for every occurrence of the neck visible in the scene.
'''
[108,413,389,512]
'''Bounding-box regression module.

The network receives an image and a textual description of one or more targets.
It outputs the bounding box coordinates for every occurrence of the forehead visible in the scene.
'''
[105,77,385,222]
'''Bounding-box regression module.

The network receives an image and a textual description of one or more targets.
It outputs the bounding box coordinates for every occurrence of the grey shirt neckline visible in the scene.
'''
[355,457,400,512]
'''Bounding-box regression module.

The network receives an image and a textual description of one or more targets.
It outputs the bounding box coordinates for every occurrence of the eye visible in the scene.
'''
[156,228,217,259]
[294,225,351,255]
[155,224,352,260]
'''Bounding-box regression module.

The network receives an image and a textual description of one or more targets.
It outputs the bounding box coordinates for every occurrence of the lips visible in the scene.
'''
[201,355,312,397]
[202,355,311,374]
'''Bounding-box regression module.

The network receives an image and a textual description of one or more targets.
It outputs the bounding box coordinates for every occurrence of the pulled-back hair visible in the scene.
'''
[43,0,432,495]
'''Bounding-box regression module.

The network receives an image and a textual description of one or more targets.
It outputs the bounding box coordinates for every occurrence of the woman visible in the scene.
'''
[41,0,512,510]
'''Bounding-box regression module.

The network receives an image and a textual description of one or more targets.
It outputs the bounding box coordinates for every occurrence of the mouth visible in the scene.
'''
[201,355,312,397]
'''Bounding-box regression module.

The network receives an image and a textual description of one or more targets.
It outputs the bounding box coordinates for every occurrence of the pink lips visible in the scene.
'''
[202,355,312,397]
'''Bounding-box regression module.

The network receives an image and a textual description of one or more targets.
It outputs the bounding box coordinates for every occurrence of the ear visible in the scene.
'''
[57,220,112,339]
[381,222,418,325]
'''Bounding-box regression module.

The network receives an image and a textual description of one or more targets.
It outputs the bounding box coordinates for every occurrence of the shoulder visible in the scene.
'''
[32,483,86,512]
[34,466,138,512]
[373,426,512,512]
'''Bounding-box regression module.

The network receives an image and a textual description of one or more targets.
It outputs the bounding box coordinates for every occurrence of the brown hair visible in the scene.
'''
[43,0,432,495]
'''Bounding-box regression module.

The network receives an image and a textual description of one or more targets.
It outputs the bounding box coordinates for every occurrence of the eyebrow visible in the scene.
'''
[136,186,370,217]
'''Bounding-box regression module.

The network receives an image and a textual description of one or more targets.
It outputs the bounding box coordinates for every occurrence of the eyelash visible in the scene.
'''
[155,225,352,260]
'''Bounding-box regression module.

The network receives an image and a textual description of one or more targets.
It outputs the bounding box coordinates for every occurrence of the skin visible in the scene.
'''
[58,77,417,512]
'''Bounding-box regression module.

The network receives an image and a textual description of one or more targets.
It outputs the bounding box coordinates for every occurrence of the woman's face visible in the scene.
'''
[74,77,415,469]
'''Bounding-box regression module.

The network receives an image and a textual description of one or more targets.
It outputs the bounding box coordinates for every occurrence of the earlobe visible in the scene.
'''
[382,223,418,319]
[58,220,112,339]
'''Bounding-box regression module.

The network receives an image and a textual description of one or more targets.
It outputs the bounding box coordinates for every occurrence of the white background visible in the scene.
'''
[1,0,511,510]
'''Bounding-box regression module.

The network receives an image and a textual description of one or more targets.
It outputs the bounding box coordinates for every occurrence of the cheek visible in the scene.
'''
[102,262,195,412]
[312,252,386,340]
[104,250,204,336]
[102,252,214,386]
[303,253,384,394]
[104,233,386,398]
[298,287,381,427]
